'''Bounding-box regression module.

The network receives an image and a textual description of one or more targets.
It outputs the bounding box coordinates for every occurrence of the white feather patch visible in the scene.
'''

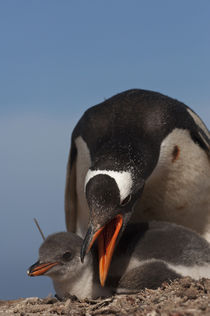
[85,169,133,202]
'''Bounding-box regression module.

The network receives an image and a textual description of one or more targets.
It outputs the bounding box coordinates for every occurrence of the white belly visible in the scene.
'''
[132,128,210,241]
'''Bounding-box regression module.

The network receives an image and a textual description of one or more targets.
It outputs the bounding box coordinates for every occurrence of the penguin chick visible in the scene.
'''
[28,222,210,299]
[27,232,110,299]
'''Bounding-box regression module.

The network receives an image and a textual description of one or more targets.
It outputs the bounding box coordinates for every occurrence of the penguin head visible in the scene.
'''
[80,135,160,286]
[81,169,144,286]
[27,232,91,282]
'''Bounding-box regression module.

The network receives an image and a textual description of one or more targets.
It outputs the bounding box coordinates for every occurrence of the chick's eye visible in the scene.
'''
[120,195,131,206]
[62,251,72,261]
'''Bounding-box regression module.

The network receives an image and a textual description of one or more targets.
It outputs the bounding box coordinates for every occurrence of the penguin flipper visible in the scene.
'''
[191,126,210,158]
[65,140,77,232]
[188,107,210,157]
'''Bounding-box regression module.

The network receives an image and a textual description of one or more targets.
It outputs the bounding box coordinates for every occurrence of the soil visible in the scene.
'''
[1,277,210,315]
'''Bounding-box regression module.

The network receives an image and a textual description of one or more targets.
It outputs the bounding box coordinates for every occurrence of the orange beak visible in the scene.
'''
[87,214,123,286]
[27,261,59,276]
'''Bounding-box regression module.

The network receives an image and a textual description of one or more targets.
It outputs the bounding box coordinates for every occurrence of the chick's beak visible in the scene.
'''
[27,261,59,277]
[81,214,123,287]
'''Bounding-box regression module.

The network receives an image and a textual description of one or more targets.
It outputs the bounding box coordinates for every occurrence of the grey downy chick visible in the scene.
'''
[28,221,210,299]
[28,231,108,299]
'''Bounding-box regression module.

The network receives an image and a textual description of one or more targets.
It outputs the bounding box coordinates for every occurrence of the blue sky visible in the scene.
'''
[0,1,209,299]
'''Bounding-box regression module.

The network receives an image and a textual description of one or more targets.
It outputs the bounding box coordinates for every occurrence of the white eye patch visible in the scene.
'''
[85,169,133,202]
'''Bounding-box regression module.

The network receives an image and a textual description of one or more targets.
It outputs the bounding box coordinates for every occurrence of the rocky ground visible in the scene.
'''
[1,277,210,316]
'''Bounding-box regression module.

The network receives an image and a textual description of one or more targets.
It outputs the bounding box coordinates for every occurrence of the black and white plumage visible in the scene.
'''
[28,222,210,299]
[64,89,210,285]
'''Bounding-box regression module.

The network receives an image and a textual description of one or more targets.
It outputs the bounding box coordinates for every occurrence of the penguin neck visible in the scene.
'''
[53,251,111,299]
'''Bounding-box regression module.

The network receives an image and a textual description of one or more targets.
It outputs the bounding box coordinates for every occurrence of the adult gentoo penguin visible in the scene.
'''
[28,222,210,299]
[65,89,210,285]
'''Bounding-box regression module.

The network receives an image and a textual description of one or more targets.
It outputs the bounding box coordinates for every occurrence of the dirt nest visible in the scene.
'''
[1,277,210,316]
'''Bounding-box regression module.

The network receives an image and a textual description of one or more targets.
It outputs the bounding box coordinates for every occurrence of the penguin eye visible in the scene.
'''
[120,195,131,206]
[62,251,72,261]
